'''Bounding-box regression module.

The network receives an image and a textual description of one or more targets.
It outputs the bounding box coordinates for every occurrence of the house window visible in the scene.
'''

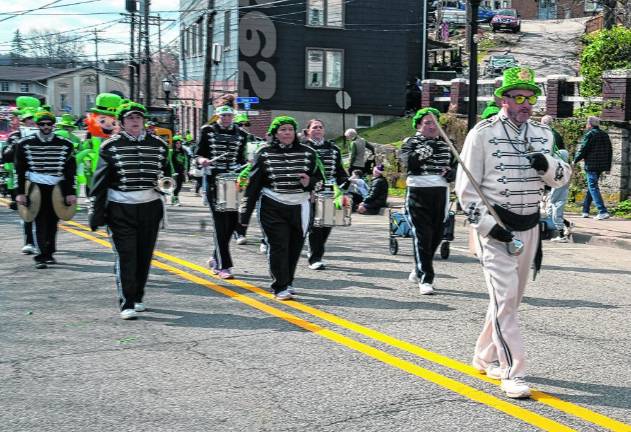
[584,0,601,11]
[306,48,343,89]
[224,10,231,49]
[191,24,197,57]
[198,18,204,55]
[85,94,95,110]
[356,115,373,128]
[307,0,343,27]
[0,82,8,92]
[60,93,68,109]
[20,83,30,93]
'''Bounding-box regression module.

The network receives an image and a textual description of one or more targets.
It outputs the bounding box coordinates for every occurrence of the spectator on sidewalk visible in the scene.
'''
[347,169,369,212]
[357,164,388,215]
[547,149,571,242]
[346,128,375,176]
[573,116,612,220]
[541,115,565,150]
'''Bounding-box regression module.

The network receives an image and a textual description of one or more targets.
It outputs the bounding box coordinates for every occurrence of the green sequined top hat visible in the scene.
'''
[14,96,41,117]
[267,116,298,135]
[57,113,77,128]
[494,67,542,98]
[34,110,56,124]
[115,101,147,120]
[90,93,123,116]
[480,100,500,120]
[234,113,249,124]
[172,134,182,142]
[412,107,441,129]
[215,105,235,116]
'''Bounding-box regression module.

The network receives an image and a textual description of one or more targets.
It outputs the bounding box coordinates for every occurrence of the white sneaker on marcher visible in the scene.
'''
[550,236,568,243]
[485,364,503,380]
[501,377,531,398]
[21,244,36,255]
[134,303,146,312]
[259,242,268,254]
[582,212,590,218]
[408,271,419,283]
[418,282,434,295]
[287,285,296,295]
[120,309,138,320]
[594,212,611,220]
[309,261,325,270]
[275,289,294,301]
[236,235,248,245]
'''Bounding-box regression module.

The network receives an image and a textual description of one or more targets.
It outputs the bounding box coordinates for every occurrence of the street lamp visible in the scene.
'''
[467,0,482,130]
[162,78,173,106]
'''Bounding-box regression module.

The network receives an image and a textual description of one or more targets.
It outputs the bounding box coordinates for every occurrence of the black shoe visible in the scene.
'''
[35,262,48,269]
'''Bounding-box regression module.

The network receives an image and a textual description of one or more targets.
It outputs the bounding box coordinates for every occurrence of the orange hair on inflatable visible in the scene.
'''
[85,112,119,138]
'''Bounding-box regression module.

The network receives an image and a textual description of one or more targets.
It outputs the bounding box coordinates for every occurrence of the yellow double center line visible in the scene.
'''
[58,219,631,431]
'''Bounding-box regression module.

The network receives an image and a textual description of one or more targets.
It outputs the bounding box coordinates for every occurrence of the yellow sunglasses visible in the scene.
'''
[506,95,538,105]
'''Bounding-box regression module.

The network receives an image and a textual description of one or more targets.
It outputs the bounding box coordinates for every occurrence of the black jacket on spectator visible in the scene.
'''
[363,176,388,209]
[574,127,612,172]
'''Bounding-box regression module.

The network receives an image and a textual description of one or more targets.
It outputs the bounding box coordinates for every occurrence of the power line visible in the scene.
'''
[0,0,65,23]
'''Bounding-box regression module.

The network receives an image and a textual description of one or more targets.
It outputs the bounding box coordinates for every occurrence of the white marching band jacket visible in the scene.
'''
[455,114,572,236]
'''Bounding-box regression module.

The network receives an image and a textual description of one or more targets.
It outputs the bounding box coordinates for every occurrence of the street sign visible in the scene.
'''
[236,97,260,104]
[335,91,351,110]
[246,111,260,116]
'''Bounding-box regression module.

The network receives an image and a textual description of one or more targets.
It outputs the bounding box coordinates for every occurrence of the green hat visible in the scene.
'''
[19,107,38,121]
[116,101,147,120]
[172,134,182,142]
[215,105,235,116]
[58,113,77,128]
[267,115,298,135]
[16,96,41,110]
[494,67,541,98]
[34,110,56,124]
[91,93,123,116]
[412,107,441,129]
[41,104,52,112]
[234,113,249,124]
[480,100,500,120]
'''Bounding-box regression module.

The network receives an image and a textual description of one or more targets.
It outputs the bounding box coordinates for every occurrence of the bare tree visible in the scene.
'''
[26,29,86,68]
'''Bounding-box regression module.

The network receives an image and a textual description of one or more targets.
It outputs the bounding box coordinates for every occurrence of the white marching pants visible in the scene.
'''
[472,226,540,379]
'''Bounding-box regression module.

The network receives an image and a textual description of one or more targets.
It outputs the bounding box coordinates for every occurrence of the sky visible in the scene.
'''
[0,0,180,62]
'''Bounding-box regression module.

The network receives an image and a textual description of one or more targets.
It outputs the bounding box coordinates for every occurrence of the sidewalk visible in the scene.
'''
[385,196,631,250]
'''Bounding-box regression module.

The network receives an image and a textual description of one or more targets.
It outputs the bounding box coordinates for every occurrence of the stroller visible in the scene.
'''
[388,205,456,259]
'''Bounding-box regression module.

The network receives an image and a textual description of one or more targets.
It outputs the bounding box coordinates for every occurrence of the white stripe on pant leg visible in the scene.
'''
[107,228,126,311]
[405,189,426,283]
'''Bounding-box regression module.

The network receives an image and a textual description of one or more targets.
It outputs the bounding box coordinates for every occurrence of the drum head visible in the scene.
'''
[18,181,41,222]
[52,184,76,221]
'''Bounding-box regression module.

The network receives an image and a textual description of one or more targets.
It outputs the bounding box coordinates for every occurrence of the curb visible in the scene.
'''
[571,232,631,250]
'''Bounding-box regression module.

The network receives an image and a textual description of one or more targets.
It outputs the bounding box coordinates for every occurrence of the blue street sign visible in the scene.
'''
[243,103,252,110]
[236,97,259,104]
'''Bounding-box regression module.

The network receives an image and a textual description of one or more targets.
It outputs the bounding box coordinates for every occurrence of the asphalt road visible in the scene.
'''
[1,190,630,432]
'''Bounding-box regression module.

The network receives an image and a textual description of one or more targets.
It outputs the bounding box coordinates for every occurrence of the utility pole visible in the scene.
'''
[201,1,216,125]
[420,0,427,80]
[467,0,481,130]
[137,12,142,101]
[94,29,100,94]
[144,0,151,107]
[129,12,135,99]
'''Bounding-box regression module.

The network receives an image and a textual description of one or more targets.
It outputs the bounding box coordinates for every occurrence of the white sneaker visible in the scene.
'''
[21,244,36,255]
[485,364,503,380]
[418,282,434,295]
[236,235,248,245]
[259,242,268,254]
[408,271,419,283]
[550,236,568,243]
[594,212,611,220]
[275,289,294,301]
[134,303,146,312]
[582,212,590,218]
[309,261,325,270]
[120,309,138,320]
[287,285,296,295]
[501,377,531,398]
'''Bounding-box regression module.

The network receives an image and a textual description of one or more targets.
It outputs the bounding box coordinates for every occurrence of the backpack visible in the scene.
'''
[391,211,412,237]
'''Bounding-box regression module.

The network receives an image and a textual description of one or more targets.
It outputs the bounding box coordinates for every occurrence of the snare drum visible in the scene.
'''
[215,173,243,211]
[313,191,352,227]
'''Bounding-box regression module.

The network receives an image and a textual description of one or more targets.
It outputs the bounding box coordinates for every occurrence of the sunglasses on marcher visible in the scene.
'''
[38,122,53,127]
[505,95,538,105]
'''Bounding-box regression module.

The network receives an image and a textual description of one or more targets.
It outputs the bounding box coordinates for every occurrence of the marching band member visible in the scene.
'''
[304,119,348,270]
[15,110,76,269]
[89,102,169,320]
[400,108,456,295]
[455,67,571,398]
[195,105,248,279]
[239,116,322,300]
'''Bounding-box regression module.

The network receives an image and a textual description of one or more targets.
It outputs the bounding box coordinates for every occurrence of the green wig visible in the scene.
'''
[480,100,500,120]
[412,107,441,129]
[267,115,298,135]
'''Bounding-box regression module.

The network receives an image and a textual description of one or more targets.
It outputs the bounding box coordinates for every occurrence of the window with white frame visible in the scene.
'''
[0,81,9,92]
[197,18,204,55]
[356,114,373,128]
[306,48,343,89]
[307,0,343,27]
[20,83,30,93]
[191,24,197,57]
[584,0,602,12]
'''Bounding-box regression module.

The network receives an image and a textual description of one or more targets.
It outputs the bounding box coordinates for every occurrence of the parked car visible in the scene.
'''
[485,54,519,77]
[490,8,521,33]
[478,6,496,23]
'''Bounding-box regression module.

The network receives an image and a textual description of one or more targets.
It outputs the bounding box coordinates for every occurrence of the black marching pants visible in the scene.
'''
[33,184,59,262]
[406,186,447,284]
[206,174,239,269]
[107,199,163,311]
[308,226,332,264]
[259,196,308,293]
